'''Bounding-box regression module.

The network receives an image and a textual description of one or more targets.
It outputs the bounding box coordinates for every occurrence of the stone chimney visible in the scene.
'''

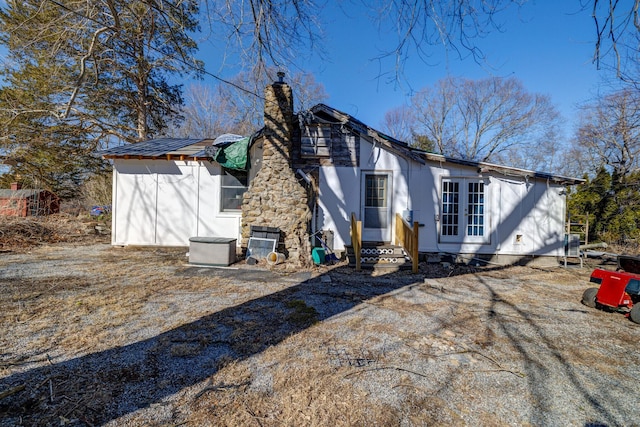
[241,73,312,266]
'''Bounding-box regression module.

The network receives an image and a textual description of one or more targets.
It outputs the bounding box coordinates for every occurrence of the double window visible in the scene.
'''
[220,169,248,212]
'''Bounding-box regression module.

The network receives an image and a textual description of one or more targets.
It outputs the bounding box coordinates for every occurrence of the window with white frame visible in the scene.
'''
[466,181,485,237]
[220,169,248,212]
[441,181,460,236]
[364,174,389,228]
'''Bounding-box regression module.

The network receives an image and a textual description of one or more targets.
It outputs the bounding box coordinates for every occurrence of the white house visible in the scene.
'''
[101,78,582,266]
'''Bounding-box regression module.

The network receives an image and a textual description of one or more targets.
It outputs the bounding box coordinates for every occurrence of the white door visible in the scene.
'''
[439,178,489,244]
[361,172,392,242]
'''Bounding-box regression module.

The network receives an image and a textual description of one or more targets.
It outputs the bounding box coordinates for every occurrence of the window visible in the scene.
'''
[301,125,331,157]
[441,181,460,236]
[364,174,389,228]
[466,182,484,236]
[220,169,248,212]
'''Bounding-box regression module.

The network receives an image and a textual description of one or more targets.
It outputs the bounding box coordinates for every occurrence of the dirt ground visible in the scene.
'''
[0,219,639,426]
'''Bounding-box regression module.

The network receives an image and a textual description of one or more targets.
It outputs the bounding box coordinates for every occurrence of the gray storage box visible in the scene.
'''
[189,237,237,266]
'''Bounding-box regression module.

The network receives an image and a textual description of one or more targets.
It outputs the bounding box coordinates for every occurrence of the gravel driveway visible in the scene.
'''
[0,243,639,426]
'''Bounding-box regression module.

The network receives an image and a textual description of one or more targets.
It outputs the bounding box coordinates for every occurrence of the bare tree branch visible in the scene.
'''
[410,76,562,169]
[63,26,111,118]
[575,89,640,176]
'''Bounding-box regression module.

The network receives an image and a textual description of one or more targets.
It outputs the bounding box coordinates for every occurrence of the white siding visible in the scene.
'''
[318,136,568,259]
[195,162,242,242]
[111,137,569,258]
[318,166,360,250]
[155,163,197,245]
[112,160,161,245]
[111,159,241,246]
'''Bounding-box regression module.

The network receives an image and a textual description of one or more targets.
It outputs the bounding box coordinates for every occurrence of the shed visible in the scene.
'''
[0,183,60,217]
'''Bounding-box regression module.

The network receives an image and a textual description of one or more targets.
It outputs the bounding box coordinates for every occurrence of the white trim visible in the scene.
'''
[361,170,393,242]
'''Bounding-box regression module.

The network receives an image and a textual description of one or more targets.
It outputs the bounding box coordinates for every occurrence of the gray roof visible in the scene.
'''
[100,138,214,159]
[99,108,583,186]
[308,104,584,185]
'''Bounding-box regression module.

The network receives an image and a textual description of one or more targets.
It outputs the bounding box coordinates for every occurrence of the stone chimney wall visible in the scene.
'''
[241,77,312,266]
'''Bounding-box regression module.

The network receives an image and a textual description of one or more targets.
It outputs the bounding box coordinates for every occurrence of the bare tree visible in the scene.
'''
[381,105,415,142]
[590,0,640,81]
[170,84,230,138]
[571,88,640,243]
[575,88,640,176]
[410,76,562,168]
[203,0,325,73]
[202,1,527,82]
[1,0,532,136]
[367,0,527,80]
[168,69,328,138]
[562,143,595,179]
[410,77,458,154]
[493,129,566,173]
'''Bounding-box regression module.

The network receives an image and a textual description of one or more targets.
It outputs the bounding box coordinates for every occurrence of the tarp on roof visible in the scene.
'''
[205,134,250,171]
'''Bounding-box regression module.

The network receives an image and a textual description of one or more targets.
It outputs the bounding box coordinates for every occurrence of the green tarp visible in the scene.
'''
[214,136,250,171]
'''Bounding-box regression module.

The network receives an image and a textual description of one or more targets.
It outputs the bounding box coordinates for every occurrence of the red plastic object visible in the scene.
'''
[590,268,636,309]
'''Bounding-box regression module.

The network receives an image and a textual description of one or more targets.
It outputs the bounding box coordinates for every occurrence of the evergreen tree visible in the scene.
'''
[568,167,640,244]
[0,0,201,197]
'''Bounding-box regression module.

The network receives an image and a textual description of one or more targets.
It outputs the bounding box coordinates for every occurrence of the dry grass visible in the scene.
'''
[1,220,639,426]
[0,213,107,251]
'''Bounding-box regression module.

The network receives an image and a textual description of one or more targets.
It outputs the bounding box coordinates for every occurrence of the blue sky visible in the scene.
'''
[0,1,608,139]
[199,1,607,140]
[314,1,603,132]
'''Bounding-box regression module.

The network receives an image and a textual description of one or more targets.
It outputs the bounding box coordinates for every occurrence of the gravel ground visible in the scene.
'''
[0,243,639,426]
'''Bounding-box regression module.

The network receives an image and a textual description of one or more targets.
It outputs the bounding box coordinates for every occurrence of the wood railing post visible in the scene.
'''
[351,212,362,271]
[412,220,419,273]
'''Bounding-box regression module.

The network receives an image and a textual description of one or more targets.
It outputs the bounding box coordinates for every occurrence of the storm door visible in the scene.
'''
[361,172,392,242]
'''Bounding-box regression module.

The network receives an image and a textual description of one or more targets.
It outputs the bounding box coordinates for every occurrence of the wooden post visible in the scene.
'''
[351,212,362,271]
[356,220,362,271]
[412,221,419,273]
[585,212,589,247]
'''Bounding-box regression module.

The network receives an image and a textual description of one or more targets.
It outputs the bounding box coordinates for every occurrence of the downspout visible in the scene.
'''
[195,161,201,237]
[399,154,413,245]
[434,159,445,253]
[402,155,412,211]
[496,179,502,252]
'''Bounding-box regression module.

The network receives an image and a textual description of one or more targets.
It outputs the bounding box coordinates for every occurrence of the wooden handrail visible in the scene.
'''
[350,212,362,271]
[394,213,419,273]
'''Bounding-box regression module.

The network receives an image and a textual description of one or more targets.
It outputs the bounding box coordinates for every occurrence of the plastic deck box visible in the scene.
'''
[189,237,237,266]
